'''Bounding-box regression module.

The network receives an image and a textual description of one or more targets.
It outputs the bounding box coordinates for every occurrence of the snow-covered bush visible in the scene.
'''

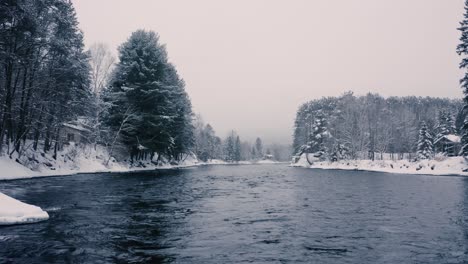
[433,153,447,162]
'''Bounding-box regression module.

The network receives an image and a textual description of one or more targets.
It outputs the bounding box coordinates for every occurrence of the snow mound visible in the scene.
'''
[0,192,49,225]
[0,158,35,180]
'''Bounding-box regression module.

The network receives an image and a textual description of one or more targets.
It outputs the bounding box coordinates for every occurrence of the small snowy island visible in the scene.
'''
[0,193,49,225]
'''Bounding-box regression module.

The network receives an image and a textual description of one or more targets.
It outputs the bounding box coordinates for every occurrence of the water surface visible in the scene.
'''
[1,164,468,263]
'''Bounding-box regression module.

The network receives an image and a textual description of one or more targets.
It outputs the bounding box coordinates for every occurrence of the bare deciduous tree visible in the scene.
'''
[89,43,115,95]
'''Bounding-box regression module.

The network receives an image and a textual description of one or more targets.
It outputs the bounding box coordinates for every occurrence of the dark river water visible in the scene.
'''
[1,164,468,263]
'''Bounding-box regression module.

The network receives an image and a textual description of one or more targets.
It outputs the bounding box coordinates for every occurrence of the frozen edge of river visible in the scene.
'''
[0,192,49,225]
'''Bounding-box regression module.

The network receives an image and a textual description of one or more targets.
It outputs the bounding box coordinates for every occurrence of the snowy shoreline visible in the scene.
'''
[0,153,285,182]
[291,154,468,177]
[0,157,224,181]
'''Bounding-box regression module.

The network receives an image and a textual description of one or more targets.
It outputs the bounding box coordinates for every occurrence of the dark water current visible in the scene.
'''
[1,164,468,263]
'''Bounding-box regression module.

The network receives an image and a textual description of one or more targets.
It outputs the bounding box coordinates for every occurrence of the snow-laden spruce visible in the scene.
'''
[102,30,194,163]
[417,122,433,160]
[0,193,49,225]
[457,0,468,157]
[435,110,456,143]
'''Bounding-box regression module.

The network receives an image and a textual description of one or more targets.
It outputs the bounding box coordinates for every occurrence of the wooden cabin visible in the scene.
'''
[434,134,461,157]
[59,122,91,147]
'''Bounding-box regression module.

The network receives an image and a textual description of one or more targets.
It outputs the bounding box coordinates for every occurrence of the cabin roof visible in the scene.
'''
[137,144,148,150]
[434,134,461,145]
[62,123,90,133]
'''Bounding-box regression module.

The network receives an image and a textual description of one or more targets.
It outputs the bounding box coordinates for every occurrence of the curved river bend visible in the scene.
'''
[1,164,468,263]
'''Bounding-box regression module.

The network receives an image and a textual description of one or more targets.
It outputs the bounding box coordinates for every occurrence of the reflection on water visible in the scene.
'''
[1,165,468,263]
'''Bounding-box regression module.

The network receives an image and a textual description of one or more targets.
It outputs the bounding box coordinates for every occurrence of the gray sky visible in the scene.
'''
[73,0,465,144]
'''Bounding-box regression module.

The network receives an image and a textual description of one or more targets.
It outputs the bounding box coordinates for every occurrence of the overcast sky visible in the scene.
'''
[73,0,464,144]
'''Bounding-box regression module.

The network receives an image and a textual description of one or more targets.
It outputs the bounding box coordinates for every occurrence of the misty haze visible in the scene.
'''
[1,1,468,263]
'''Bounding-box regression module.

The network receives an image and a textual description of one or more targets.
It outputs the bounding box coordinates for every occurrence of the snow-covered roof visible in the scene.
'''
[137,144,148,150]
[62,123,90,132]
[435,134,461,144]
[446,134,461,143]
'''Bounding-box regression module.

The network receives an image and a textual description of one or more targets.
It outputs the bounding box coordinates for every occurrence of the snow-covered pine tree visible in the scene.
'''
[457,0,468,156]
[435,110,456,143]
[436,111,449,142]
[417,122,433,160]
[307,111,330,159]
[330,142,349,162]
[255,137,263,159]
[224,131,236,162]
[194,123,218,162]
[234,136,242,162]
[251,146,257,159]
[105,30,194,161]
[205,124,217,160]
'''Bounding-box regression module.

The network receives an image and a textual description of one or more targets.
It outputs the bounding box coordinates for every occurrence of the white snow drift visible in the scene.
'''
[0,192,49,225]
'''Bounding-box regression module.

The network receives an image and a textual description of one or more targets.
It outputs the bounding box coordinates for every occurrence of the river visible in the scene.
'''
[1,164,468,263]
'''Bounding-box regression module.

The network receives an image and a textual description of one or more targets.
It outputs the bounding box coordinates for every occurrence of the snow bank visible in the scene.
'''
[0,158,35,180]
[0,145,236,181]
[292,154,468,176]
[0,145,127,180]
[256,159,281,164]
[0,192,49,225]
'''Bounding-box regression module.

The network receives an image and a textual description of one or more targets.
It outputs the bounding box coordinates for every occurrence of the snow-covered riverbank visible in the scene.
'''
[0,144,285,181]
[0,155,221,181]
[292,154,468,176]
[0,143,227,180]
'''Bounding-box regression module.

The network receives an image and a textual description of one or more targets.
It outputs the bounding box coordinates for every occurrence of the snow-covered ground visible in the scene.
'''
[256,159,283,164]
[0,192,49,225]
[0,144,279,181]
[292,153,468,176]
[0,144,207,181]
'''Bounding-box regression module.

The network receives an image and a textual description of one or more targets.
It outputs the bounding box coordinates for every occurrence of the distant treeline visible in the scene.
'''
[292,92,464,161]
[194,116,290,162]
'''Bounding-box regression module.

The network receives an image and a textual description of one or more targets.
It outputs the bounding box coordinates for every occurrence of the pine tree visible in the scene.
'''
[307,111,330,159]
[224,132,236,162]
[234,136,242,162]
[105,30,193,161]
[255,137,263,159]
[251,146,257,159]
[457,0,468,156]
[194,123,217,162]
[417,122,433,160]
[435,110,456,143]
[205,124,217,160]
